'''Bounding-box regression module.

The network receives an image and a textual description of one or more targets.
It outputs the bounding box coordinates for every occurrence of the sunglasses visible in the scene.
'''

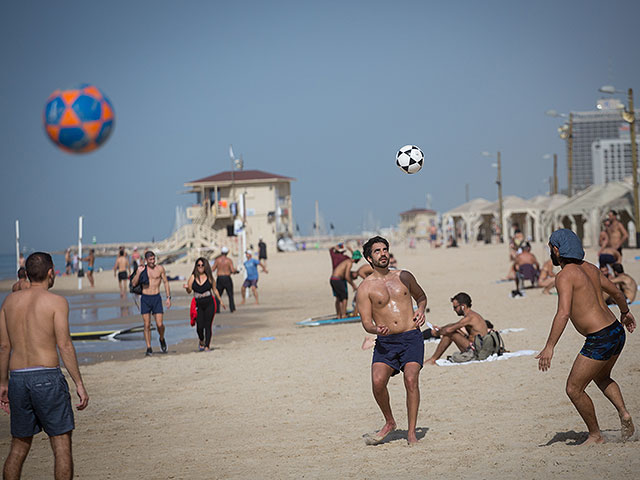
[196,263,205,267]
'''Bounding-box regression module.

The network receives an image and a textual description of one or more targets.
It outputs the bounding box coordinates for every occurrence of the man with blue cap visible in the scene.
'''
[537,228,636,444]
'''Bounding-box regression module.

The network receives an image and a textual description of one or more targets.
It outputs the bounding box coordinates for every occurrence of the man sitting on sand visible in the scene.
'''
[511,242,540,297]
[598,245,621,269]
[424,292,489,365]
[610,264,637,304]
[11,268,29,292]
[537,228,635,445]
[538,259,556,294]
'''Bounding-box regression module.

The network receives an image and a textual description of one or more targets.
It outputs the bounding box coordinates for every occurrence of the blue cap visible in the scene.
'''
[549,229,584,260]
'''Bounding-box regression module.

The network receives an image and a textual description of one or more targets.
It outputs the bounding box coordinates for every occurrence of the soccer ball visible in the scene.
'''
[396,145,424,174]
[43,84,115,153]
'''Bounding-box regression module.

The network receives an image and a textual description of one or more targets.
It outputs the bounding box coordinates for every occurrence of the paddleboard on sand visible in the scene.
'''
[71,325,154,341]
[297,313,361,327]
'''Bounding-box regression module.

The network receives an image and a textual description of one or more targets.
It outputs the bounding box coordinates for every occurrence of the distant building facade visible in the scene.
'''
[592,134,640,185]
[570,99,639,191]
[184,170,295,254]
[398,208,437,239]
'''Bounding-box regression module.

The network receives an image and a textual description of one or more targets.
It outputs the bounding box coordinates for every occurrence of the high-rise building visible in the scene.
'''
[592,133,640,185]
[570,101,623,191]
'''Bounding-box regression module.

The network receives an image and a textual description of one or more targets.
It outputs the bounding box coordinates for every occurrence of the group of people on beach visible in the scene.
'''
[0,226,637,478]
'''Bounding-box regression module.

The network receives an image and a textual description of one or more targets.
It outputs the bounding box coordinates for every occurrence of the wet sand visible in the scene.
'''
[1,243,639,479]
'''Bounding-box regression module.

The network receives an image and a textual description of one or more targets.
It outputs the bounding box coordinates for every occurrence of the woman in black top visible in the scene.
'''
[184,257,224,351]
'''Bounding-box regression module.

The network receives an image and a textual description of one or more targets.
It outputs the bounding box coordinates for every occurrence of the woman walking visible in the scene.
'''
[184,257,224,351]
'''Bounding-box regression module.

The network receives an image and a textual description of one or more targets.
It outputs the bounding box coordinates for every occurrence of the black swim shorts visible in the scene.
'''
[8,367,75,438]
[373,328,424,376]
[580,321,625,361]
[330,277,348,301]
[118,271,128,281]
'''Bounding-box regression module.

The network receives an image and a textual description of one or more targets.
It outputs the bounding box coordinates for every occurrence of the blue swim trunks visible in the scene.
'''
[580,321,625,361]
[373,328,424,376]
[141,293,163,314]
[8,367,74,438]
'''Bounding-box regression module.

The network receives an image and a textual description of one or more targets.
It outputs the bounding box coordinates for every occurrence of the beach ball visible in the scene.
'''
[396,145,424,174]
[43,84,115,153]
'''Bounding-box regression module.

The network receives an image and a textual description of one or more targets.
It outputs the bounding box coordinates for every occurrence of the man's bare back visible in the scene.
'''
[213,256,235,276]
[514,251,538,269]
[114,255,129,273]
[0,288,66,370]
[612,273,637,303]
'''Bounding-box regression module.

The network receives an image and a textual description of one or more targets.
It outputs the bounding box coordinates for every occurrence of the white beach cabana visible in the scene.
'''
[540,179,634,248]
[442,198,492,243]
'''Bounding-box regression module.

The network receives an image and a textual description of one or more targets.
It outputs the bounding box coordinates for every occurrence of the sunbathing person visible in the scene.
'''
[425,292,489,365]
[610,264,637,304]
[598,245,621,268]
[538,259,556,294]
[511,242,540,297]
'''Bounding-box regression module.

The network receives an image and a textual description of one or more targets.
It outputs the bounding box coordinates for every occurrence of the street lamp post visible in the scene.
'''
[543,153,559,195]
[481,151,504,243]
[545,110,574,197]
[599,85,639,246]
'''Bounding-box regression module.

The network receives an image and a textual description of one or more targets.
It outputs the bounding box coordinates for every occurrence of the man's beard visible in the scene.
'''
[372,256,389,268]
[550,250,560,266]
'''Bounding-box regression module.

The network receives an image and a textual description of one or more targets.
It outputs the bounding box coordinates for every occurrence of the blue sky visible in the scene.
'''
[1,0,638,252]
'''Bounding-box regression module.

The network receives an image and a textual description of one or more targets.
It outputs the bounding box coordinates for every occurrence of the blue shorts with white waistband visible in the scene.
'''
[9,367,74,438]
[372,328,424,376]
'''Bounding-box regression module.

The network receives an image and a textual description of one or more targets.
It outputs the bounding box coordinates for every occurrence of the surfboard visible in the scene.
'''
[71,325,154,341]
[296,314,361,327]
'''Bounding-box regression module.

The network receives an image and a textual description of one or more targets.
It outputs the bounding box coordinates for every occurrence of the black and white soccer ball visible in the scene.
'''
[396,145,424,174]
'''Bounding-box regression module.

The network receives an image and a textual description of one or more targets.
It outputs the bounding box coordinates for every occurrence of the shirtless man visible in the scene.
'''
[113,249,130,298]
[82,249,96,288]
[132,251,171,356]
[537,229,635,445]
[605,210,629,255]
[598,245,621,269]
[329,253,359,318]
[610,264,637,304]
[538,259,556,294]
[211,246,238,313]
[11,268,29,292]
[0,252,89,479]
[512,243,540,296]
[357,236,427,445]
[425,292,489,365]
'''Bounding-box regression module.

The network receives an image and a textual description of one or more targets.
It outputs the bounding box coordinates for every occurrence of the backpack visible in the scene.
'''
[129,267,148,295]
[473,330,506,361]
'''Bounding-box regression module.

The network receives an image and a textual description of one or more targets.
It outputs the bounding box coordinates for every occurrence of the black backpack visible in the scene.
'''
[129,267,148,295]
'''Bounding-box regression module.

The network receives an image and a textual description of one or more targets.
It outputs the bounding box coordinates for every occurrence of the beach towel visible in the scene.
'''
[436,350,536,366]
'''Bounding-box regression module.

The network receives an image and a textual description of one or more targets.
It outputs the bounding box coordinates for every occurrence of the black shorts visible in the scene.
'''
[373,328,424,376]
[118,271,128,281]
[580,321,625,361]
[330,278,348,301]
[9,368,74,437]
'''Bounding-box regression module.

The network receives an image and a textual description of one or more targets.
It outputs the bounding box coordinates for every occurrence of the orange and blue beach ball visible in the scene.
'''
[43,84,115,153]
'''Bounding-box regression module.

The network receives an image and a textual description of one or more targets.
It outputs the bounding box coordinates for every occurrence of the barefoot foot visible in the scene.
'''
[361,337,375,350]
[621,414,635,441]
[364,422,396,445]
[580,433,604,445]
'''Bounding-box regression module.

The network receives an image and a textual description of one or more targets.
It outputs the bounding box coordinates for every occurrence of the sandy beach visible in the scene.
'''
[1,242,639,479]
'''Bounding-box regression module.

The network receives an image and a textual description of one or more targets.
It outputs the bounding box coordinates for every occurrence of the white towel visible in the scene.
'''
[435,349,537,366]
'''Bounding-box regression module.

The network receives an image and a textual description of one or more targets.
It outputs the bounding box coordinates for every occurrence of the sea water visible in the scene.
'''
[0,253,117,280]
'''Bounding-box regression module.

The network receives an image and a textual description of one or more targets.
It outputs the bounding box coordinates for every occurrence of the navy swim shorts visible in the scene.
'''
[141,293,163,315]
[373,328,424,376]
[580,321,625,361]
[8,367,74,438]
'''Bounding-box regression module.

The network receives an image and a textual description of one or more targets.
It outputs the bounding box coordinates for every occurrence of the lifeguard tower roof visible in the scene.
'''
[185,169,295,187]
